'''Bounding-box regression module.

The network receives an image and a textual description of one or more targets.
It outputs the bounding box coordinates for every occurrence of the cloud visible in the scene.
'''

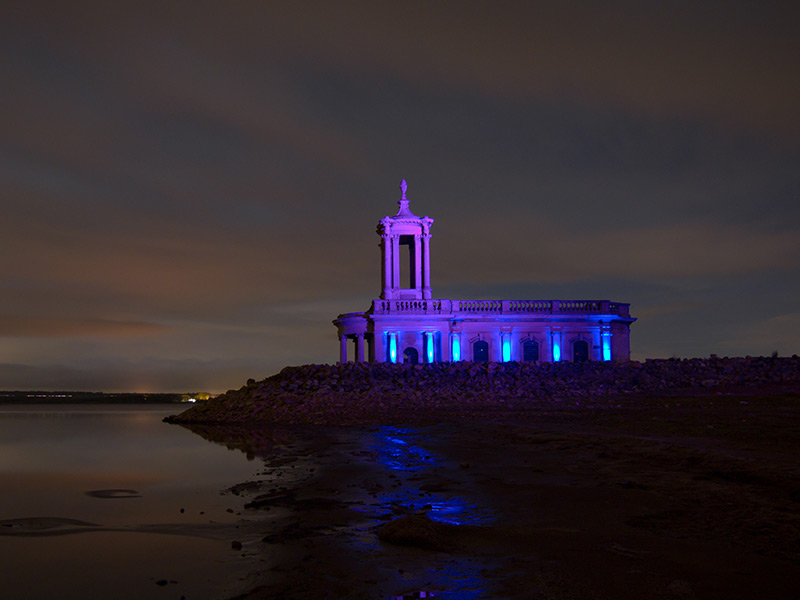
[0,317,167,338]
[581,223,800,279]
[233,1,800,140]
[0,177,376,316]
[1,1,798,390]
[436,214,800,286]
[632,302,701,319]
[719,313,800,357]
[5,1,798,142]
[0,360,261,393]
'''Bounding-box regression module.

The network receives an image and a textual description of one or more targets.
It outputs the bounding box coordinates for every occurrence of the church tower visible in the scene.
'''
[377,180,434,300]
[334,180,634,365]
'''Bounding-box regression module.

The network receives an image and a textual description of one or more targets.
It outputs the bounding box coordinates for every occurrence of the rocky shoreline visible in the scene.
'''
[166,355,800,425]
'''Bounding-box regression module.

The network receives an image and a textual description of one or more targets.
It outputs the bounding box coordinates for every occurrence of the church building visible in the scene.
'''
[333,181,635,364]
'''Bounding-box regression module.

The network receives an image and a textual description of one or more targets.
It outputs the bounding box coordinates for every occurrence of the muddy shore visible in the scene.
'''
[168,376,800,599]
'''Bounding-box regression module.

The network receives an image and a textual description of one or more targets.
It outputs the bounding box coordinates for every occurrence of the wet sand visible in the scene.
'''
[182,393,800,600]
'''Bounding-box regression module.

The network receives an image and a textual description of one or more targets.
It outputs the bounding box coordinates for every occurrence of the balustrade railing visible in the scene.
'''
[373,299,444,314]
[457,300,501,312]
[557,300,600,312]
[372,298,630,317]
[507,300,552,312]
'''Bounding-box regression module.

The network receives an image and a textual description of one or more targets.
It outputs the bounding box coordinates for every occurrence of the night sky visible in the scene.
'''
[2,1,799,392]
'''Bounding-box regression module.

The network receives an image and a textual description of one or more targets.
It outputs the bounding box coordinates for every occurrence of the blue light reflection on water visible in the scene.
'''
[375,427,435,471]
[421,497,491,527]
[369,427,493,527]
[429,565,486,600]
[391,562,486,600]
[367,427,494,599]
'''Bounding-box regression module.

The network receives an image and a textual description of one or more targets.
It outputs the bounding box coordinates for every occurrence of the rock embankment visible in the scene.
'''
[165,356,800,425]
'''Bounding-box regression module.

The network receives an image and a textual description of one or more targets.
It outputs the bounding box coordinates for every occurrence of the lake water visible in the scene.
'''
[0,406,502,599]
[0,404,264,600]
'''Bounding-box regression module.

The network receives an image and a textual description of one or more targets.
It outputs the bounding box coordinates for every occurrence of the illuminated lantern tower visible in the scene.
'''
[333,181,636,365]
[378,179,434,302]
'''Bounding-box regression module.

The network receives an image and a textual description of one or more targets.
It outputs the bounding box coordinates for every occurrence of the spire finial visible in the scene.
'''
[394,178,415,217]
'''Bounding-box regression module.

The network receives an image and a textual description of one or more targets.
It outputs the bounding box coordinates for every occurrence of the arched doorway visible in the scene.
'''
[403,347,419,364]
[573,340,589,362]
[473,340,489,362]
[523,340,539,362]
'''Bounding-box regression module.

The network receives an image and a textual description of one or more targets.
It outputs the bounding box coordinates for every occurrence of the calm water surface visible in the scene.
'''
[0,404,263,600]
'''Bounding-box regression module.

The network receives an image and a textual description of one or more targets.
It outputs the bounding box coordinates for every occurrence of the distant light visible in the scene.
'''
[553,342,561,362]
[452,336,460,361]
[187,398,196,403]
[502,338,511,362]
[426,333,434,363]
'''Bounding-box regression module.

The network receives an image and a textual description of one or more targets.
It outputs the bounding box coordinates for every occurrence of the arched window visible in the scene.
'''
[573,340,589,362]
[522,340,539,362]
[403,347,419,365]
[473,340,489,362]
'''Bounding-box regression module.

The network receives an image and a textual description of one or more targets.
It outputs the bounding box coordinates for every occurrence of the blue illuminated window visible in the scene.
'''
[602,334,611,361]
[389,334,397,363]
[426,333,435,363]
[502,338,511,362]
[553,342,561,362]
[452,337,461,361]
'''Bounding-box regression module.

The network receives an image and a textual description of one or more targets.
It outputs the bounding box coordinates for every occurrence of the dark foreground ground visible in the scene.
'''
[176,393,800,600]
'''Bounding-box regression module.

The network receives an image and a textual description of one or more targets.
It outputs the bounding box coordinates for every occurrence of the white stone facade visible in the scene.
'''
[334,181,636,364]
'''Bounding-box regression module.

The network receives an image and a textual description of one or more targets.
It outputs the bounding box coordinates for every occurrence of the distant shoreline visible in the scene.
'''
[0,391,189,404]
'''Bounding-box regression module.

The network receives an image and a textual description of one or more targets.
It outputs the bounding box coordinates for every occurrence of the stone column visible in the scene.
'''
[592,329,601,362]
[339,335,348,363]
[543,329,552,362]
[382,235,391,299]
[414,234,422,296]
[391,235,400,292]
[422,233,431,299]
[356,334,365,363]
[373,330,386,363]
